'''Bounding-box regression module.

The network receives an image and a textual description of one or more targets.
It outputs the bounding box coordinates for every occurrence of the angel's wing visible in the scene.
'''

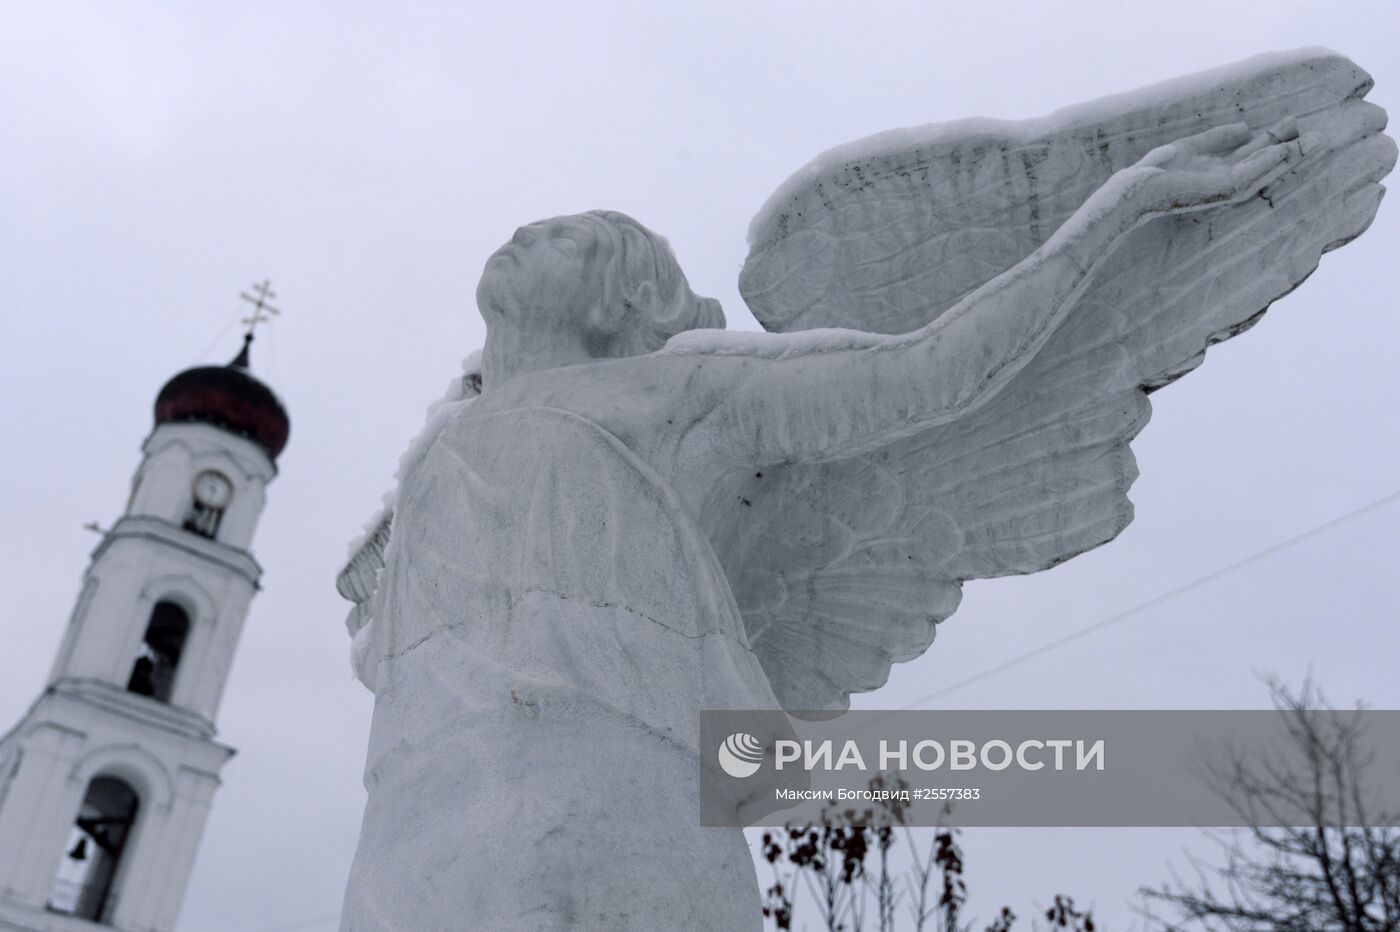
[712,49,1394,711]
[337,352,484,691]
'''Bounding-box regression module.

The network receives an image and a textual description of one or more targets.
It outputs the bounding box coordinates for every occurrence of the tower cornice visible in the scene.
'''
[91,516,263,588]
[38,681,223,744]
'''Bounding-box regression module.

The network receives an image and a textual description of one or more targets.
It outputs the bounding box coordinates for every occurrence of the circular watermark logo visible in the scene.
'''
[718,732,764,778]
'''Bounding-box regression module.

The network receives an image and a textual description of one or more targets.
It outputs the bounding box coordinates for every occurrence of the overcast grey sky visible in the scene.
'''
[2,3,1397,930]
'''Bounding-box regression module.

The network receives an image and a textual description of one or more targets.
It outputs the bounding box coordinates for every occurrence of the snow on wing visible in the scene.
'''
[722,50,1394,711]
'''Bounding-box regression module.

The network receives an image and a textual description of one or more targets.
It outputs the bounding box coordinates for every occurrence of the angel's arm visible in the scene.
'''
[652,121,1306,469]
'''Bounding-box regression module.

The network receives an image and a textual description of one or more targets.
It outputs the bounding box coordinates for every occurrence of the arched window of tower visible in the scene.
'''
[184,468,233,539]
[46,775,140,923]
[126,601,191,704]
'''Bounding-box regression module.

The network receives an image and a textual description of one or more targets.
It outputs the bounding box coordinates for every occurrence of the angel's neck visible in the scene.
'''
[481,326,597,390]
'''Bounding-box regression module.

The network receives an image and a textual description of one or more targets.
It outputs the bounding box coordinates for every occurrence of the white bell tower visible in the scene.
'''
[0,324,290,932]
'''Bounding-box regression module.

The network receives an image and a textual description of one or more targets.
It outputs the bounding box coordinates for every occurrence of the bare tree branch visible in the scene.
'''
[1140,676,1400,931]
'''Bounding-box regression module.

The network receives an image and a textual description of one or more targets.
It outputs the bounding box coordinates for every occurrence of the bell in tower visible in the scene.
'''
[0,291,289,932]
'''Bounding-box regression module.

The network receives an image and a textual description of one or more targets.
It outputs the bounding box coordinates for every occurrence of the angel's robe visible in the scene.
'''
[341,405,777,931]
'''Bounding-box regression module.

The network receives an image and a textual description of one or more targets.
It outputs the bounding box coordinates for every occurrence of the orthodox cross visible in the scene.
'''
[239,279,281,338]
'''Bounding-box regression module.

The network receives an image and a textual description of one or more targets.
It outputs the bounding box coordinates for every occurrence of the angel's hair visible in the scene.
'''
[576,210,725,355]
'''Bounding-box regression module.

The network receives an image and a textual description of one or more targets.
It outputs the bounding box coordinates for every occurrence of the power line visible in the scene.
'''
[901,487,1400,708]
[195,306,245,361]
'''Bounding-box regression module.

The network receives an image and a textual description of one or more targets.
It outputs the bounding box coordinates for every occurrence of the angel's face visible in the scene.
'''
[478,218,601,317]
[477,217,607,387]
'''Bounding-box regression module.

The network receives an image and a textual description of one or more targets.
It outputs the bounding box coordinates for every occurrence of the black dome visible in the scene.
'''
[154,337,290,460]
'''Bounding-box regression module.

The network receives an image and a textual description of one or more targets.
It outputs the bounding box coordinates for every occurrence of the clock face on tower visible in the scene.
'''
[192,470,233,509]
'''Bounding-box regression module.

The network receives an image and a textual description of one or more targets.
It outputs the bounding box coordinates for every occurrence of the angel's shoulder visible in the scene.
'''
[657,326,885,359]
[467,351,727,431]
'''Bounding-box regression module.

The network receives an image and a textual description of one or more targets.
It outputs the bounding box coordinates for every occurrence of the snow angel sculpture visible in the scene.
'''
[337,51,1394,931]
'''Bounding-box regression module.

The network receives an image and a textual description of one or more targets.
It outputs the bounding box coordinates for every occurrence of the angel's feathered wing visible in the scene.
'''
[713,49,1395,711]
